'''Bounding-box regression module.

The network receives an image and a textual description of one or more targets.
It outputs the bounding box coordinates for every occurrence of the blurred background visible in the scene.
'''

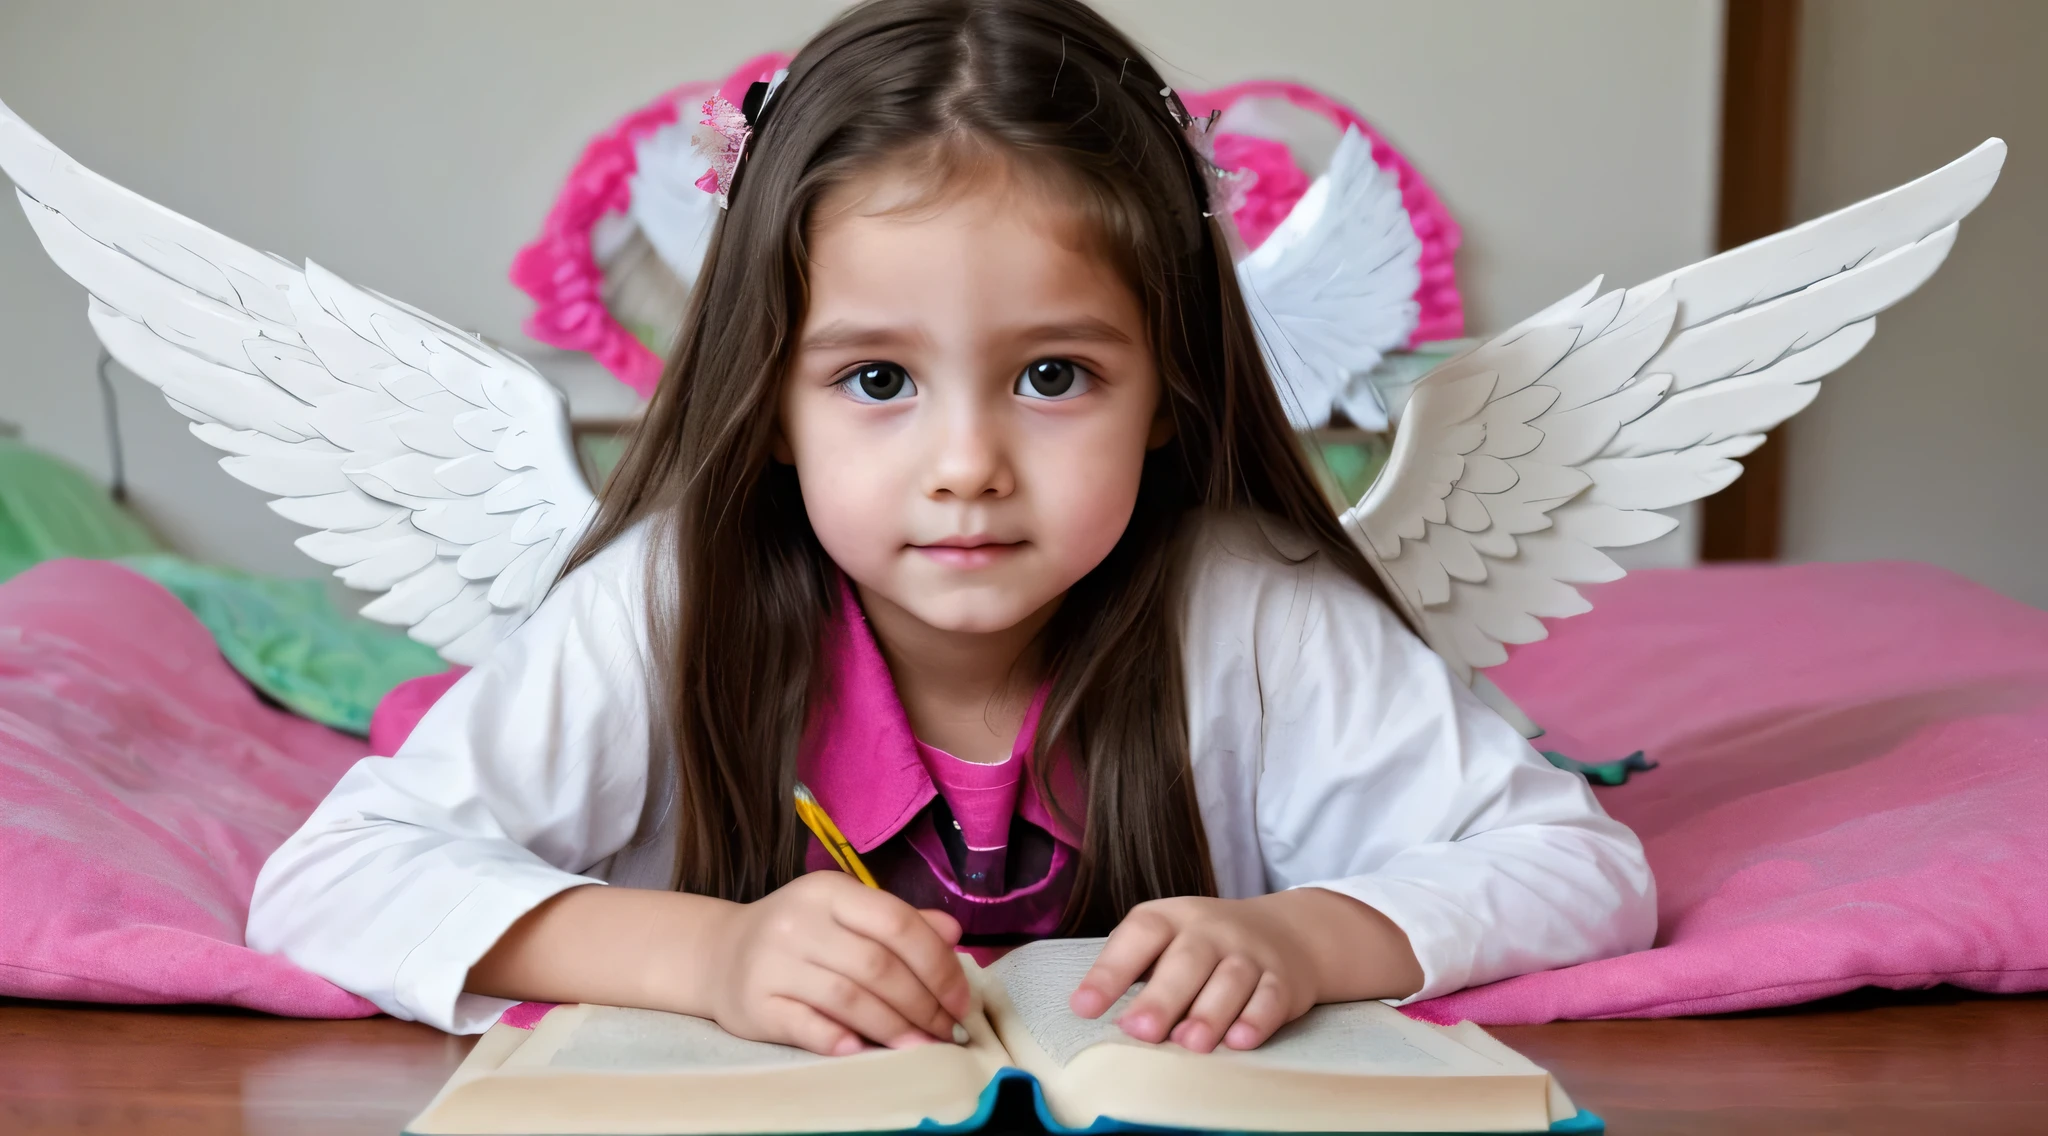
[0,0,2040,606]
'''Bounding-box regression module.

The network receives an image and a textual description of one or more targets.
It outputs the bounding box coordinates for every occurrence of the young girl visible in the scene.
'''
[248,0,1653,1056]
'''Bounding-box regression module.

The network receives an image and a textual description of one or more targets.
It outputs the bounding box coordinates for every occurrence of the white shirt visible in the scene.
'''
[247,513,1655,1034]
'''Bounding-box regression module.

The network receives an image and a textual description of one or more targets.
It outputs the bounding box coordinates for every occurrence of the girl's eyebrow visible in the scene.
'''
[798,317,1133,353]
[1010,317,1134,346]
[797,321,925,353]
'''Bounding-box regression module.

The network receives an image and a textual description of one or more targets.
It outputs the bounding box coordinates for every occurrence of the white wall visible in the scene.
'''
[0,0,1721,579]
[1780,0,2046,608]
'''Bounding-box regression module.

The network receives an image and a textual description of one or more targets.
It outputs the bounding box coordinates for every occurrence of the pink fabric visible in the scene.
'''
[368,666,468,757]
[510,53,790,397]
[1183,81,1465,345]
[801,583,1079,949]
[799,579,1081,855]
[1210,132,1309,251]
[499,1001,561,1030]
[0,560,377,1017]
[916,740,1025,851]
[1403,561,2048,1025]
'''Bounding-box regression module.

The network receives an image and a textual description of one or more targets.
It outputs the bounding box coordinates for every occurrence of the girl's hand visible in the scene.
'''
[1068,889,1423,1054]
[699,872,973,1056]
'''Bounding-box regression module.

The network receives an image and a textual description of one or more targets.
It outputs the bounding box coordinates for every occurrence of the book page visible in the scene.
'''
[511,1006,831,1072]
[1443,1021,1579,1123]
[986,938,1496,1075]
[985,938,1139,1066]
[412,1002,1010,1136]
[980,940,1554,1133]
[1221,1002,1490,1075]
[412,955,1557,1135]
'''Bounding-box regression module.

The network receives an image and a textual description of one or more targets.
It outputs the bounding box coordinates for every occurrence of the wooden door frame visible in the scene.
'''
[1700,0,1801,561]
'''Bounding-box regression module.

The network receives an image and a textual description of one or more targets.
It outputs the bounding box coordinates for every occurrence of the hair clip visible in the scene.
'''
[693,68,788,209]
[691,94,750,207]
[1154,87,1249,218]
[741,69,786,127]
[1159,85,1190,128]
[1180,107,1251,219]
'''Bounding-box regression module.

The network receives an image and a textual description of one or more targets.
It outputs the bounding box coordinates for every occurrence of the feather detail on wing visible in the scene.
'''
[627,114,721,285]
[0,98,597,666]
[1237,126,1422,431]
[1347,138,2006,683]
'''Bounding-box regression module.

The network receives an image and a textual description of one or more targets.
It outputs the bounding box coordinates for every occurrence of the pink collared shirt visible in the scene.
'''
[799,580,1082,953]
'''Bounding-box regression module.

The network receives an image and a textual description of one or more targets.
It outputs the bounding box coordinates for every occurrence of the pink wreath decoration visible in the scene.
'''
[1183,81,1464,347]
[510,53,790,398]
[1210,133,1308,251]
[513,65,1460,397]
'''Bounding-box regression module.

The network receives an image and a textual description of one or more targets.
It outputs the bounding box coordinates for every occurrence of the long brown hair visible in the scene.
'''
[564,0,1403,932]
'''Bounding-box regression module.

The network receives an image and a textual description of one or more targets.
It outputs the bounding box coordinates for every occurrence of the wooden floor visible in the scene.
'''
[2,988,2044,1134]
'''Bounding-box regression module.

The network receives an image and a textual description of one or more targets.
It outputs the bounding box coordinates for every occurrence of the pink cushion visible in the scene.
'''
[368,666,468,757]
[1405,560,2048,1024]
[16,556,2039,1024]
[0,560,376,1016]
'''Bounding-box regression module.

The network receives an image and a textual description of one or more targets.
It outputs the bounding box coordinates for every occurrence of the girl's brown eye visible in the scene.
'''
[1016,358,1090,401]
[840,362,915,403]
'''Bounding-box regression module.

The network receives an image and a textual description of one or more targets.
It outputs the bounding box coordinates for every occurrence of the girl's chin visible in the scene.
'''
[869,571,1063,636]
[895,596,1047,636]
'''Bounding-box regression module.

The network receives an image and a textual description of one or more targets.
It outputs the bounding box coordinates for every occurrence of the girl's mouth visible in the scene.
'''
[912,538,1025,570]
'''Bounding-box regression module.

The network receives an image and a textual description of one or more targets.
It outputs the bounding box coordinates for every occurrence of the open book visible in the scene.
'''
[407,939,1597,1135]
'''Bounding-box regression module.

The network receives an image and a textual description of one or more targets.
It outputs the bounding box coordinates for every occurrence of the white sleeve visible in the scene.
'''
[246,526,661,1034]
[1201,523,1656,1003]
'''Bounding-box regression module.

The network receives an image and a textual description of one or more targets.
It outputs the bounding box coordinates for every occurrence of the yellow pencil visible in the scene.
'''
[797,782,972,1046]
[794,782,879,889]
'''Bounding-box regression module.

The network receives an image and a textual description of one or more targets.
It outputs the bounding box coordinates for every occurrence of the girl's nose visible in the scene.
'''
[923,391,1014,501]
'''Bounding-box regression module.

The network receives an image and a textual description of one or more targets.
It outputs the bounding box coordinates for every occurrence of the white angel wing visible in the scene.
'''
[1237,126,1421,431]
[0,98,598,666]
[627,113,721,285]
[1348,138,2007,698]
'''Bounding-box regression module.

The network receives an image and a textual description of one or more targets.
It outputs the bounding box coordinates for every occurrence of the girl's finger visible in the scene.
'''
[833,893,973,1022]
[916,907,963,947]
[764,993,866,1057]
[1114,936,1218,1044]
[807,923,958,1042]
[784,956,934,1049]
[1071,909,1176,1018]
[1167,955,1261,1054]
[1222,972,1294,1051]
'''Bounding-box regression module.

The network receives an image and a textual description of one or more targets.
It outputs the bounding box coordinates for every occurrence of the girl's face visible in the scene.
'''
[780,161,1167,640]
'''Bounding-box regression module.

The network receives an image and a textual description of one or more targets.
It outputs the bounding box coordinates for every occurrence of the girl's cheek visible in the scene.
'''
[785,394,907,573]
[1035,420,1149,566]
[802,461,901,572]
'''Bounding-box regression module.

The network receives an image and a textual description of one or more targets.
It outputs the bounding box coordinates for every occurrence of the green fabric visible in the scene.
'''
[1542,749,1659,787]
[577,431,632,487]
[116,554,446,736]
[0,436,443,734]
[0,437,162,578]
[1299,341,1480,510]
[1309,434,1390,509]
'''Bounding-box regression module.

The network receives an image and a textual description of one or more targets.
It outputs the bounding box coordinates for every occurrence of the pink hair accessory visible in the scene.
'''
[509,52,790,396]
[691,91,752,207]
